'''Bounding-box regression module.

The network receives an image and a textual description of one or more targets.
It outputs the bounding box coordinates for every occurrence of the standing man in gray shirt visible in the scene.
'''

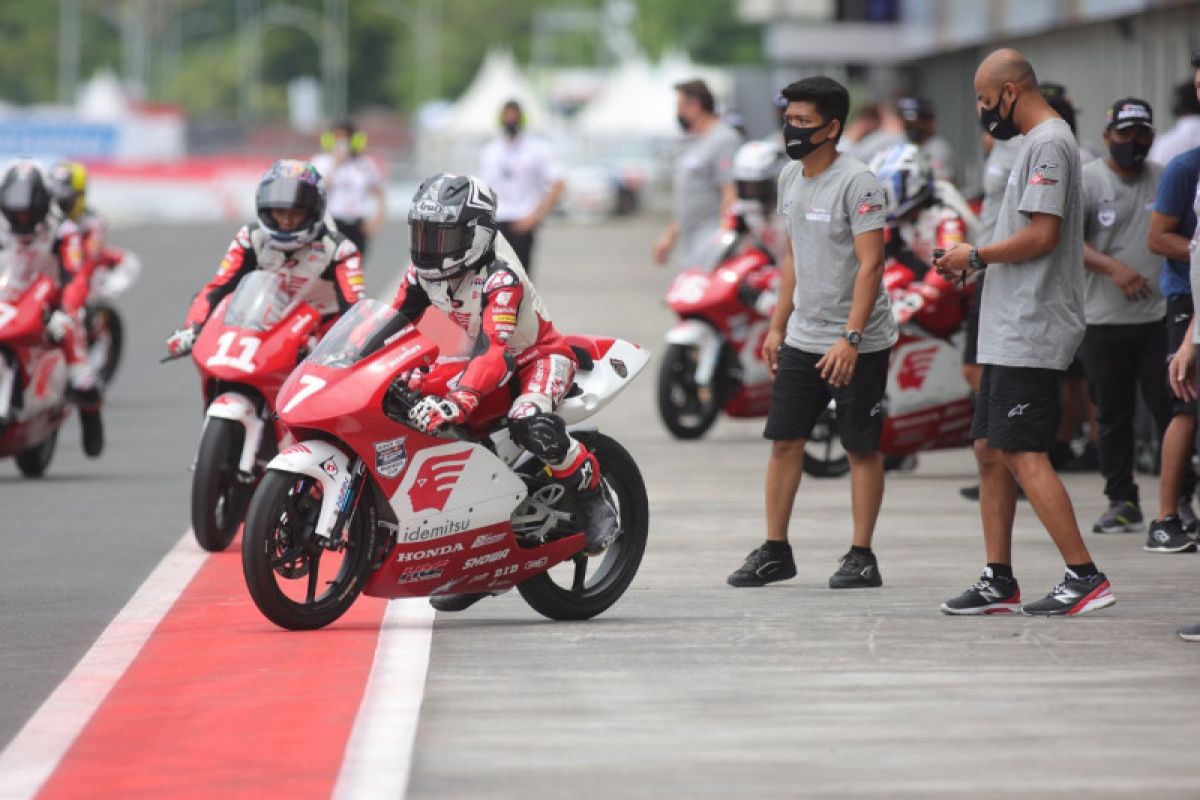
[653,80,741,269]
[934,48,1116,617]
[727,76,896,590]
[1079,98,1172,539]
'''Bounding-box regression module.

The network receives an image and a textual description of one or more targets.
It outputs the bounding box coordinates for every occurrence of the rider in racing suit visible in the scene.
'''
[869,143,975,338]
[0,161,104,456]
[386,173,619,613]
[47,160,138,289]
[165,160,365,357]
[727,140,787,314]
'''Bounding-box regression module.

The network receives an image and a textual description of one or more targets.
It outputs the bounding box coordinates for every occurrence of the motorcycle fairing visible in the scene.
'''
[266,439,353,539]
[665,319,723,387]
[558,338,649,425]
[206,391,266,474]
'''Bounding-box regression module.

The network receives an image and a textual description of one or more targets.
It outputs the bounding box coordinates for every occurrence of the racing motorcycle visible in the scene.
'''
[0,260,69,477]
[165,271,320,552]
[657,228,777,439]
[803,267,974,478]
[85,246,140,386]
[240,298,650,630]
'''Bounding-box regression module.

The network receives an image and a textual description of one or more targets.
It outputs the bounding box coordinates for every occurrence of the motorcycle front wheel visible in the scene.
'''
[191,418,251,551]
[518,431,649,621]
[656,343,727,440]
[85,303,124,386]
[242,469,374,630]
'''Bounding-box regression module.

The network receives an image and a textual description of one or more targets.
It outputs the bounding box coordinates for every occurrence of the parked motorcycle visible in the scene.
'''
[657,229,777,439]
[240,298,650,630]
[165,271,320,552]
[85,247,140,386]
[0,260,69,477]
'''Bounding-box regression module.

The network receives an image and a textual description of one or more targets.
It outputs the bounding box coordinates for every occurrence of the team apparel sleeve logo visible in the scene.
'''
[1029,163,1060,186]
[856,188,885,216]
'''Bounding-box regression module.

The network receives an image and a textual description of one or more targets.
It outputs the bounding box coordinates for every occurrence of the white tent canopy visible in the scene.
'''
[430,48,552,136]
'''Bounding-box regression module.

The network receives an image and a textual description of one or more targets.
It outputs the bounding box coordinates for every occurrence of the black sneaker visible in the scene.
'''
[727,543,797,587]
[829,549,882,589]
[1144,516,1197,553]
[1177,623,1200,642]
[1022,570,1115,616]
[1092,500,1143,534]
[959,484,1027,502]
[941,569,1021,615]
[429,592,490,612]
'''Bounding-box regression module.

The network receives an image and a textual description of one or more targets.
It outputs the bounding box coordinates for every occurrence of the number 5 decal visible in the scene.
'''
[281,375,326,414]
[206,331,262,373]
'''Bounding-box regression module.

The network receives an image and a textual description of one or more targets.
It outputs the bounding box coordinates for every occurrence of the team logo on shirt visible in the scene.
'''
[855,188,885,216]
[1097,200,1116,228]
[805,207,831,222]
[1029,162,1059,186]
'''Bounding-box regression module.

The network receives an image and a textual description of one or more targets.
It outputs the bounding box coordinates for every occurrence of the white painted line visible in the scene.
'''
[332,598,437,800]
[0,532,206,800]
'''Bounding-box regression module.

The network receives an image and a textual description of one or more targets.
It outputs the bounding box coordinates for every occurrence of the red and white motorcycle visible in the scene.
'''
[240,298,650,630]
[165,271,320,551]
[0,260,69,477]
[658,228,778,439]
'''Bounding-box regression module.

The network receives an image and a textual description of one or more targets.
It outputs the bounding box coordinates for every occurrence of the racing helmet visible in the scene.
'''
[47,160,88,219]
[255,159,327,252]
[408,173,497,282]
[869,144,934,219]
[0,161,53,238]
[732,141,786,208]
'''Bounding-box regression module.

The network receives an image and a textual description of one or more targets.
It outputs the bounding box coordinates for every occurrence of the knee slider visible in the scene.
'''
[508,409,570,463]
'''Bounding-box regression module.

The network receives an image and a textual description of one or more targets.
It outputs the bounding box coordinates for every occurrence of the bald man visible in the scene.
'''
[933,49,1115,617]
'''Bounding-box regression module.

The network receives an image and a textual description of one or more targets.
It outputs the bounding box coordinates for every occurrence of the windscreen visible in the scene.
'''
[0,252,38,302]
[223,271,302,331]
[683,226,739,272]
[307,298,412,368]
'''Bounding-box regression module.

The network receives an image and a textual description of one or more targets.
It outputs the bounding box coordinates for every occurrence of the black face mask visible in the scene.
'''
[783,120,831,161]
[979,92,1019,140]
[903,123,924,143]
[502,121,521,138]
[1108,137,1151,170]
[677,114,692,132]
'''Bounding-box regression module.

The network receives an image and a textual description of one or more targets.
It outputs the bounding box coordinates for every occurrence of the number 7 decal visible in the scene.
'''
[281,375,326,414]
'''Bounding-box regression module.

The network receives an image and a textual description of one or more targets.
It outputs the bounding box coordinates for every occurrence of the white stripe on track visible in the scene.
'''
[333,598,437,800]
[0,531,205,800]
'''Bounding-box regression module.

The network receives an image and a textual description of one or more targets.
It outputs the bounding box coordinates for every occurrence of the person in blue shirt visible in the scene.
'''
[1147,144,1200,547]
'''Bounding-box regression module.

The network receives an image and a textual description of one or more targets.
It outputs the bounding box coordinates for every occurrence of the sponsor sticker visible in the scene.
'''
[1029,162,1059,186]
[805,208,832,223]
[401,517,471,543]
[320,457,338,477]
[855,188,885,216]
[472,532,507,549]
[523,557,549,571]
[397,560,447,584]
[396,542,463,562]
[609,358,628,379]
[463,549,510,570]
[374,436,409,479]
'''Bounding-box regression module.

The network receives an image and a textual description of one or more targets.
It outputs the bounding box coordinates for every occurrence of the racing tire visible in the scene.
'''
[518,431,648,621]
[86,303,124,386]
[15,429,58,478]
[191,418,251,552]
[657,342,727,440]
[242,469,374,631]
[803,406,850,479]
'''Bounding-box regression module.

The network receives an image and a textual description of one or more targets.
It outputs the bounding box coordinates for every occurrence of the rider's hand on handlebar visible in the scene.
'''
[165,324,199,359]
[408,389,479,434]
[396,366,430,392]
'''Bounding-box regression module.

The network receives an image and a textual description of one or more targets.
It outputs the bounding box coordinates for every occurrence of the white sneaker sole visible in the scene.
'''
[940,601,1021,616]
[1093,522,1144,534]
[1143,542,1197,553]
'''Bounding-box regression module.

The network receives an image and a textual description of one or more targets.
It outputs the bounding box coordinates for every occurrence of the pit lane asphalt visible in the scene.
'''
[3,219,1199,798]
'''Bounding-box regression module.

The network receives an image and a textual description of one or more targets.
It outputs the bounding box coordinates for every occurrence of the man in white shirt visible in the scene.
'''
[477,100,565,277]
[310,119,387,261]
[1149,56,1200,166]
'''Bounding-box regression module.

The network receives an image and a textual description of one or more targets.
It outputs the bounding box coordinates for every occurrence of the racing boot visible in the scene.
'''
[552,447,618,556]
[429,587,511,613]
[66,365,103,458]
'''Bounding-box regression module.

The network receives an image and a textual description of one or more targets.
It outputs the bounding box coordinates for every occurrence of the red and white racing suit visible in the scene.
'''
[390,254,596,481]
[1,216,94,386]
[185,221,365,330]
[883,204,968,338]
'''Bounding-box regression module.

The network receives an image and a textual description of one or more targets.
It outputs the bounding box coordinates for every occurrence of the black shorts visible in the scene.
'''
[1166,294,1195,417]
[764,344,891,452]
[970,364,1061,452]
[963,273,983,366]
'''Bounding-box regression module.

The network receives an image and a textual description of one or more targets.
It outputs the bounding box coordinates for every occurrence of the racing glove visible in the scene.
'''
[166,324,200,358]
[408,389,479,434]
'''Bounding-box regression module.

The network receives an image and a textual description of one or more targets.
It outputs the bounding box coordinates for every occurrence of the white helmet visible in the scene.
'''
[868,144,934,218]
[732,140,786,206]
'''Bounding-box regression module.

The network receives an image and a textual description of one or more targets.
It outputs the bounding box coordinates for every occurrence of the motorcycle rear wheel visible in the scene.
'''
[242,469,374,631]
[657,343,727,440]
[518,432,648,621]
[803,406,850,478]
[86,303,124,386]
[191,418,250,552]
[15,428,58,478]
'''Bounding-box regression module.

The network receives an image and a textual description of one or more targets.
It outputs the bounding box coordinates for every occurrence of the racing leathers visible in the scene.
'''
[179,220,364,339]
[1,214,97,395]
[389,250,617,555]
[882,193,971,338]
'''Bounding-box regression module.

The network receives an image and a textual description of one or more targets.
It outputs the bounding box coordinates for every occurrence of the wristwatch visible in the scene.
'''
[968,246,987,273]
[842,330,863,348]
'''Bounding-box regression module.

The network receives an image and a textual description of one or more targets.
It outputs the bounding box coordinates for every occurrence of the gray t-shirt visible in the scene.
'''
[1190,177,1200,342]
[1081,158,1165,326]
[977,118,1085,370]
[777,154,897,354]
[673,121,741,266]
[979,136,1022,245]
